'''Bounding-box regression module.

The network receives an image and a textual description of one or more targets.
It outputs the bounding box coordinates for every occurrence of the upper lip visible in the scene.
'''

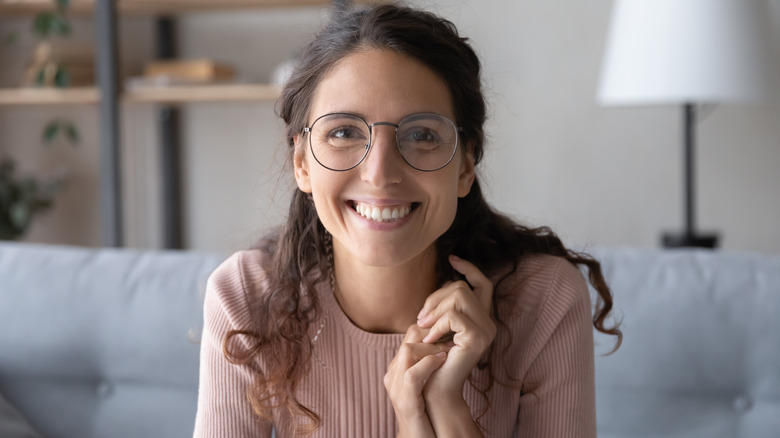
[347,197,416,207]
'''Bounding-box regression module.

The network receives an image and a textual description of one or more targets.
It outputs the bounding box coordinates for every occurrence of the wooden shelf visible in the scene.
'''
[0,0,377,16]
[124,83,281,103]
[0,83,281,105]
[0,87,99,105]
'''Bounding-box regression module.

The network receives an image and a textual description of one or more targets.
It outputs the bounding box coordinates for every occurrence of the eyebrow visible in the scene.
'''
[313,110,452,124]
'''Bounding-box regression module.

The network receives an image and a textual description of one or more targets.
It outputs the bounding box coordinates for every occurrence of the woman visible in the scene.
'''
[194,4,621,437]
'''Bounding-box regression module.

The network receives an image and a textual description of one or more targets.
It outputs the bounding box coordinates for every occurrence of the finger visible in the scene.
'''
[417,281,471,327]
[397,341,452,366]
[423,309,471,344]
[403,352,447,393]
[449,255,493,312]
[403,322,428,344]
[423,310,495,361]
[417,283,483,330]
[386,342,449,391]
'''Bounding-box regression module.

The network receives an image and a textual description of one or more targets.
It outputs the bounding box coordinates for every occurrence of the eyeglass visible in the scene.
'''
[303,112,462,172]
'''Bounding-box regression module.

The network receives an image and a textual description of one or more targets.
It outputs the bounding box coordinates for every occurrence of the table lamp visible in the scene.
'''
[598,0,780,248]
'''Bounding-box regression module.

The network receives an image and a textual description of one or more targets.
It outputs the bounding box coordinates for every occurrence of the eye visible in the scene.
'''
[328,127,357,138]
[322,125,368,149]
[400,127,442,149]
[409,129,438,143]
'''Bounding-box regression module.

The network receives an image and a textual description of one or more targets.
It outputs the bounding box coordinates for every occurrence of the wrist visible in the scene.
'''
[423,385,464,408]
[395,408,436,438]
[425,396,482,438]
[425,393,470,417]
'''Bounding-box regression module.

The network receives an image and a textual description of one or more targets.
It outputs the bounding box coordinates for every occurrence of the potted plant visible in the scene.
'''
[0,120,77,240]
[0,0,82,240]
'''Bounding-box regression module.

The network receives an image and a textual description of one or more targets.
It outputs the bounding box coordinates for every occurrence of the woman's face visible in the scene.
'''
[294,49,475,270]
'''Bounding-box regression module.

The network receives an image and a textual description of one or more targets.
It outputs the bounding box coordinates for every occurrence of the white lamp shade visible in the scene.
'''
[598,0,780,105]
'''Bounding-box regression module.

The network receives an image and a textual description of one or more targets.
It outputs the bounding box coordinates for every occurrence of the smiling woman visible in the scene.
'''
[294,49,472,276]
[193,4,621,438]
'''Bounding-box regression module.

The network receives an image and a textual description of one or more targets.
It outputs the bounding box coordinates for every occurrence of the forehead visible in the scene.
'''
[309,48,455,122]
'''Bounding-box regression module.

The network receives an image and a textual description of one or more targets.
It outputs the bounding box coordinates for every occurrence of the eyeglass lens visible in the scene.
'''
[308,113,458,171]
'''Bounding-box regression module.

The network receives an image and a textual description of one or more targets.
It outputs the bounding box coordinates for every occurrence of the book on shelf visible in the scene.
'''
[143,59,235,83]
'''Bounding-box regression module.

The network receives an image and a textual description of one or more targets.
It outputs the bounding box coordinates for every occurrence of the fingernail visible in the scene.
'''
[449,254,462,262]
[417,308,427,320]
[435,352,446,359]
[423,333,432,343]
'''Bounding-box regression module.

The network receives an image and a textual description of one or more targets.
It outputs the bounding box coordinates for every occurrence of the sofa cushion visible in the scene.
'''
[592,248,780,438]
[0,243,226,438]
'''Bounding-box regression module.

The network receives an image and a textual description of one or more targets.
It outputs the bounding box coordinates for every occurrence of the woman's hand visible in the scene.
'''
[384,323,451,438]
[415,255,495,436]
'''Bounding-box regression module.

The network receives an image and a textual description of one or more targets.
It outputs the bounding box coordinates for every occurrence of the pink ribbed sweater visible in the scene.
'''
[193,250,596,437]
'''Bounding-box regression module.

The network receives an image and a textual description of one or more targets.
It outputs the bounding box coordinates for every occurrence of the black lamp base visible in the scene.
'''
[662,232,718,248]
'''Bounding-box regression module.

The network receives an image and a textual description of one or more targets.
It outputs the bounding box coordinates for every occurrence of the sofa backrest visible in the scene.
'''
[0,243,226,438]
[591,248,780,438]
[3,243,779,438]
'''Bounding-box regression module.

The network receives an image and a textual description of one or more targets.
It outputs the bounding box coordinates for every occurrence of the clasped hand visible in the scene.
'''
[384,255,496,437]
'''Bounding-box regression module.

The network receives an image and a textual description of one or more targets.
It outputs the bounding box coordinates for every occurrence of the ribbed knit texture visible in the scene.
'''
[193,250,596,437]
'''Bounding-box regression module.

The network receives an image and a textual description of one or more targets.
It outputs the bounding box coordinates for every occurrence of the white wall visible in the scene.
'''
[420,0,780,253]
[3,1,780,253]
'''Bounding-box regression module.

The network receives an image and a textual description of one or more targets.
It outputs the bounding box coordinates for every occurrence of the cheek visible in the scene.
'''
[427,177,462,226]
[310,189,338,233]
[308,169,348,218]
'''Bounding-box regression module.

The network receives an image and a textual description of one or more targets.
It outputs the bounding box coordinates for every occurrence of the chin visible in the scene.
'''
[356,241,438,270]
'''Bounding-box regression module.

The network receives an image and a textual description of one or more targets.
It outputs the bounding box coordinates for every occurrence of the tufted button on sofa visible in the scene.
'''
[592,248,780,438]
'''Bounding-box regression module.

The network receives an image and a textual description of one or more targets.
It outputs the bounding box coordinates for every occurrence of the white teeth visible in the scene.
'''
[354,202,413,223]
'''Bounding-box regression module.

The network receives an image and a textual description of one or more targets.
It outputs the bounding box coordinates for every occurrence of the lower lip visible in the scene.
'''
[349,204,416,230]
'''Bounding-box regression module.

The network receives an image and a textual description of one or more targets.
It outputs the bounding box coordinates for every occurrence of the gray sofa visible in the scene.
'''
[0,243,225,438]
[590,248,780,438]
[0,242,778,438]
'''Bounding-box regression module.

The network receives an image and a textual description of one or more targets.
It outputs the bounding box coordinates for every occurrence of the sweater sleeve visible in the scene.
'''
[193,252,273,438]
[514,258,597,437]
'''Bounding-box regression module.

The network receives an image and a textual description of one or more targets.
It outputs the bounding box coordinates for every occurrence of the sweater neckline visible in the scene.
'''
[318,281,405,350]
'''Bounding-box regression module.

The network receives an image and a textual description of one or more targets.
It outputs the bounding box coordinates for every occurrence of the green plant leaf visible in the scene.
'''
[50,14,71,37]
[65,123,79,144]
[54,66,70,87]
[43,121,61,143]
[10,203,30,229]
[32,12,54,38]
[0,181,11,205]
[34,68,45,86]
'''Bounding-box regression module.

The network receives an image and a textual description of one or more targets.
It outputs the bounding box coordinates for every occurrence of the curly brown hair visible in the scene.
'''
[224,3,622,435]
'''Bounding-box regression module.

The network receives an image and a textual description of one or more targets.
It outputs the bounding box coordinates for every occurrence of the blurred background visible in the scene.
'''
[1,0,779,254]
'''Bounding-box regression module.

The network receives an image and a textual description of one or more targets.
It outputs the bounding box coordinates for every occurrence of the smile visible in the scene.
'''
[351,201,417,223]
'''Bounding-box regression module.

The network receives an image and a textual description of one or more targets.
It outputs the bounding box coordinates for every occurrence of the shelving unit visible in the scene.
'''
[1,0,362,247]
[0,0,357,15]
[0,84,281,105]
[0,87,100,105]
[125,83,281,103]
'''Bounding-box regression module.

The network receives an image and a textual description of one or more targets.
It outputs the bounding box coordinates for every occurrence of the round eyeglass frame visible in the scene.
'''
[303,112,463,172]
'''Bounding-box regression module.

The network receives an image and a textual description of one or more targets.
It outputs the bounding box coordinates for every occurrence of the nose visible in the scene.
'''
[360,125,404,187]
